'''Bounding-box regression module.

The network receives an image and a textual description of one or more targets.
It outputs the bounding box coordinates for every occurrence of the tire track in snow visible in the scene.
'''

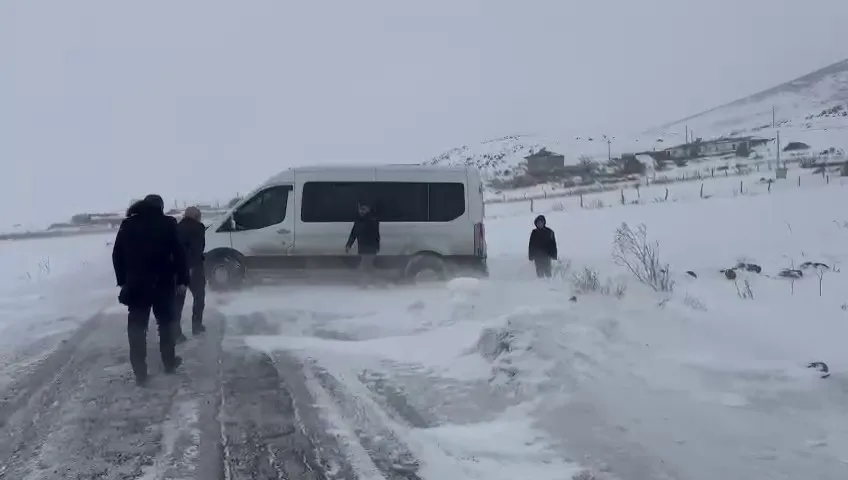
[227,308,429,479]
[137,311,228,480]
[0,312,104,432]
[218,344,338,479]
[0,312,183,480]
[304,360,423,480]
[0,310,230,480]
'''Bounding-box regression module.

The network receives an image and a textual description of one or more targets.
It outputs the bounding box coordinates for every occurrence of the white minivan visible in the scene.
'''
[203,164,488,290]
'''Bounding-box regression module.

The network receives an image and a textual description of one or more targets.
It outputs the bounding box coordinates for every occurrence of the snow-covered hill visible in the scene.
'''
[426,133,667,182]
[656,58,848,137]
[428,58,848,186]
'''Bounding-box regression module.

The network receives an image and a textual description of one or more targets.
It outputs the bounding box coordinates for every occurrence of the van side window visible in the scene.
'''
[229,185,291,231]
[301,181,465,222]
[428,183,465,222]
[300,182,362,223]
[372,182,429,222]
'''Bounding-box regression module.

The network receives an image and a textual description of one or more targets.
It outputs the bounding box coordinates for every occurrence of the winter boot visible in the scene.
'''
[164,356,183,374]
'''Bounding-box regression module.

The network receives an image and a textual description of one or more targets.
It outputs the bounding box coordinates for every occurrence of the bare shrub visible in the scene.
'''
[604,278,627,299]
[38,257,51,276]
[684,293,707,311]
[552,201,565,212]
[735,279,754,299]
[572,267,601,293]
[571,267,626,298]
[612,223,674,292]
[815,265,827,297]
[585,199,605,210]
[572,469,613,480]
[552,259,573,279]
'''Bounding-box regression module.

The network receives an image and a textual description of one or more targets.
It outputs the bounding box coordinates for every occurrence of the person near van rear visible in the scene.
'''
[528,214,557,278]
[345,203,380,283]
[173,206,207,339]
[112,194,190,386]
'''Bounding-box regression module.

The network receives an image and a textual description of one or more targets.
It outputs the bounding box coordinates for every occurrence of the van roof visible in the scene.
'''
[263,163,476,184]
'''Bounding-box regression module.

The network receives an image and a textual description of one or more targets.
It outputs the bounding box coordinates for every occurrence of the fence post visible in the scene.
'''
[620,190,625,205]
[798,176,801,187]
[664,187,669,201]
[739,180,743,194]
[580,194,584,208]
[700,183,704,198]
[530,198,534,213]
[768,180,772,193]
[725,170,728,177]
[711,168,715,178]
[636,184,641,200]
[827,175,830,184]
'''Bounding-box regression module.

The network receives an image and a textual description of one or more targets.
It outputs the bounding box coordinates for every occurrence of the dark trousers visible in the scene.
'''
[534,257,553,278]
[174,267,206,336]
[128,290,177,376]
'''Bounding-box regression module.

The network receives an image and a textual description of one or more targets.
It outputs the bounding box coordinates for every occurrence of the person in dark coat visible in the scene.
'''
[173,206,207,338]
[113,194,190,385]
[345,203,380,284]
[528,214,557,278]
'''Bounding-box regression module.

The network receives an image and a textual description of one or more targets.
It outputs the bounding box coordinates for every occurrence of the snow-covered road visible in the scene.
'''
[2,182,848,479]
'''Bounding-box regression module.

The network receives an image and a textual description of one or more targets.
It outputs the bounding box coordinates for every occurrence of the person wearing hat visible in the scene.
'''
[174,206,207,338]
[528,214,558,278]
[112,194,190,385]
[345,202,381,285]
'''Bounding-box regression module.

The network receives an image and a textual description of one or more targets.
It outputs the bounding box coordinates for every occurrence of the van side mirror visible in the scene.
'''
[218,216,236,232]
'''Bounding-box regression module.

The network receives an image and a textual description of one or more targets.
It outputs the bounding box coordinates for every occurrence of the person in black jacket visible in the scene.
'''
[173,206,207,338]
[113,195,190,386]
[345,203,380,284]
[528,214,558,278]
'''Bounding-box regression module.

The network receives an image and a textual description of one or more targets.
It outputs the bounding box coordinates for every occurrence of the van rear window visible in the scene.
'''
[301,181,465,223]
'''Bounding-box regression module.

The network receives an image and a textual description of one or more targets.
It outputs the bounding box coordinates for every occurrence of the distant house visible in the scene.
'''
[524,148,566,175]
[664,136,771,160]
[665,143,701,160]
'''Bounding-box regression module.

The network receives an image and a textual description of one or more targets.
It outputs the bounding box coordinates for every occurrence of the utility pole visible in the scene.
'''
[772,105,776,128]
[606,137,612,162]
[776,130,781,166]
[685,125,689,143]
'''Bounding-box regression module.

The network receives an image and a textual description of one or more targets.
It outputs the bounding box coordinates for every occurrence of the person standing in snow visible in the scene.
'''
[345,202,380,285]
[173,206,207,339]
[528,214,557,278]
[112,194,190,386]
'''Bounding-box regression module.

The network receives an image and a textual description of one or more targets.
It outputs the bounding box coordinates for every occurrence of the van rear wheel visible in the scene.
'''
[405,254,447,284]
[206,253,246,291]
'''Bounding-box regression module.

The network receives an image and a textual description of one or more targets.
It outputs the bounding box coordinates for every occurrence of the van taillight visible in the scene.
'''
[474,222,486,257]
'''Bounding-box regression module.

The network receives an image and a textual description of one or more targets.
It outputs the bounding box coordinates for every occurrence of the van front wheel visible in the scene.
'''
[206,253,246,291]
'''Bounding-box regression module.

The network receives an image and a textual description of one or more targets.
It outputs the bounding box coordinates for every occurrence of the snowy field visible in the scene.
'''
[0,233,116,380]
[1,182,848,478]
[489,164,845,218]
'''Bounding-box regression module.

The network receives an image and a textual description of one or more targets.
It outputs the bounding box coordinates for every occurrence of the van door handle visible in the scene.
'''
[277,228,291,234]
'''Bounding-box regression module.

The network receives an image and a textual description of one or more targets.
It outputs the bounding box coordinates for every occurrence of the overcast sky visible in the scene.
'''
[2,0,848,227]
